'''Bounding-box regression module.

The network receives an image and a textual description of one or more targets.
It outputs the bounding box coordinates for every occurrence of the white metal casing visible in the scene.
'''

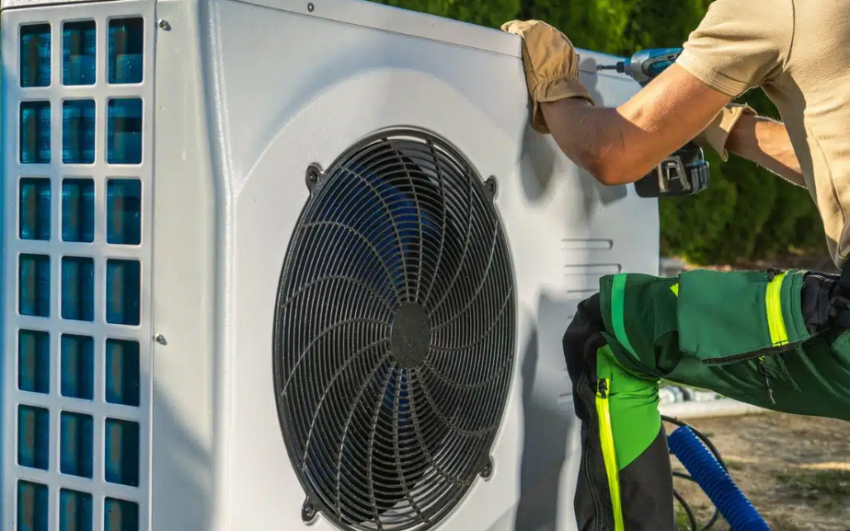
[0,1,659,530]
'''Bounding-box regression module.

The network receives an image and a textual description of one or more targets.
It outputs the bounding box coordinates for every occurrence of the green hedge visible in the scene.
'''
[374,0,827,266]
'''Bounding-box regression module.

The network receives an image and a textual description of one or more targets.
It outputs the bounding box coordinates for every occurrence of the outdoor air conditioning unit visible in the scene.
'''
[0,0,658,530]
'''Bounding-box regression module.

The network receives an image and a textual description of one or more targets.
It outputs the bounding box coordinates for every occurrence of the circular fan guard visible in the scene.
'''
[273,129,515,530]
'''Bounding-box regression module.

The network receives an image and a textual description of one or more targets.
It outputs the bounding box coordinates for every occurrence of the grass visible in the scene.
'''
[725,459,746,471]
[675,505,728,531]
[774,468,850,508]
[675,506,693,530]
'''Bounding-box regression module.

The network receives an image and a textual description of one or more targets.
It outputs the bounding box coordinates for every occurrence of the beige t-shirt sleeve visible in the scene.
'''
[676,0,795,97]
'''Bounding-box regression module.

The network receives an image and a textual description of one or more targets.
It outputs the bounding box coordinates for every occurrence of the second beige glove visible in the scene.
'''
[693,103,757,162]
[501,20,595,134]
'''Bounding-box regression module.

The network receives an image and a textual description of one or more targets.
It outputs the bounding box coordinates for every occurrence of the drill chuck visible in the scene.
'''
[596,62,626,73]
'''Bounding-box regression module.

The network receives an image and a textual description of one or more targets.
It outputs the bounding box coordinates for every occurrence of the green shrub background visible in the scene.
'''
[375,0,827,266]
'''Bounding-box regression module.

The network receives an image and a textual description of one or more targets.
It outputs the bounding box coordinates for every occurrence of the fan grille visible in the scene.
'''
[273,129,515,531]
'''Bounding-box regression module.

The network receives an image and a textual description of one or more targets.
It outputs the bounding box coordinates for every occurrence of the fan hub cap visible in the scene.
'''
[391,302,431,368]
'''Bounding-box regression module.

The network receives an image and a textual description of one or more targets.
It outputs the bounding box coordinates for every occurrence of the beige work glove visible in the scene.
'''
[501,20,595,134]
[693,103,757,161]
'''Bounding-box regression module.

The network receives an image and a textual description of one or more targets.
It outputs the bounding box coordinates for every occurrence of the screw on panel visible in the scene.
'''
[480,456,493,479]
[158,19,171,31]
[155,334,168,346]
[306,163,323,193]
[302,498,317,523]
[307,2,315,12]
[485,176,498,200]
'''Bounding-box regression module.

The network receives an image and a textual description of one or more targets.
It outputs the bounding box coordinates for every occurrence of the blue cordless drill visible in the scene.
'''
[598,48,710,198]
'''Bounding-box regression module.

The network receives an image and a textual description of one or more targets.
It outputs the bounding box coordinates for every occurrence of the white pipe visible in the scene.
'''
[659,398,768,420]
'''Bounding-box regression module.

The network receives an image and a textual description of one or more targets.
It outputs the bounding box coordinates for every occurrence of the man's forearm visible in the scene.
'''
[725,113,805,186]
[542,96,805,189]
[540,64,733,186]
[541,99,634,184]
[541,99,699,186]
[541,98,720,186]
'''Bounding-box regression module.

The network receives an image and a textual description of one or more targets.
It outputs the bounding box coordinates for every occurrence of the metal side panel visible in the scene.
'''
[1,2,156,530]
[149,1,218,531]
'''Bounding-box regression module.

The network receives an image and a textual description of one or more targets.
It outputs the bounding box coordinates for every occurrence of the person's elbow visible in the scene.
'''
[580,155,643,187]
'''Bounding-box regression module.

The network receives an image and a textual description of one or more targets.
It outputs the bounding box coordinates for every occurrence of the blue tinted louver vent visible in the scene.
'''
[19,178,51,241]
[62,257,95,322]
[63,100,96,164]
[106,260,140,325]
[63,21,96,86]
[20,24,51,88]
[61,335,94,400]
[61,412,94,478]
[19,254,51,317]
[18,406,49,470]
[107,99,142,164]
[18,481,49,531]
[21,102,51,164]
[106,340,140,406]
[19,330,50,394]
[105,419,140,487]
[108,180,142,244]
[62,179,95,243]
[104,498,139,531]
[60,489,93,531]
[108,18,143,84]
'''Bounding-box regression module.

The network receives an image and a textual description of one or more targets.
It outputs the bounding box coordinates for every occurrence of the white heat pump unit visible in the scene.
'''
[0,0,658,530]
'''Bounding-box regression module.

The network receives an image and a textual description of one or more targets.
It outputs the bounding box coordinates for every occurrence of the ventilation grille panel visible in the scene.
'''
[274,129,516,531]
[2,4,155,531]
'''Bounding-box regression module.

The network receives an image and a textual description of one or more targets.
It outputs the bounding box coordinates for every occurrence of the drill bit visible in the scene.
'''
[596,62,626,73]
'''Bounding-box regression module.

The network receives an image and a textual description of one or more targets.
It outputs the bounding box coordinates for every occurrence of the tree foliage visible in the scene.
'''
[373,0,827,265]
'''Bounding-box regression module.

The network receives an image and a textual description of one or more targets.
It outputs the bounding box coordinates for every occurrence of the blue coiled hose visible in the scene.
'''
[668,424,771,531]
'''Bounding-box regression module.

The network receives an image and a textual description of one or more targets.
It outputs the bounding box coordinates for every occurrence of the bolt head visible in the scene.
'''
[485,177,498,198]
[305,164,323,190]
[302,501,317,522]
[481,458,493,479]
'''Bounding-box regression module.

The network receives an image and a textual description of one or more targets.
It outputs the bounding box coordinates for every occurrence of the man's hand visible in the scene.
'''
[501,20,595,133]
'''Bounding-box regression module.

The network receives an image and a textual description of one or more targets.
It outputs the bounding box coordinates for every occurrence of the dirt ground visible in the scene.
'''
[665,411,850,531]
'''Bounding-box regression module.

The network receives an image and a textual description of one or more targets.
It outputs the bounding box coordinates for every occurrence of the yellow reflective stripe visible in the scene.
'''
[670,283,679,296]
[596,379,625,531]
[766,273,789,347]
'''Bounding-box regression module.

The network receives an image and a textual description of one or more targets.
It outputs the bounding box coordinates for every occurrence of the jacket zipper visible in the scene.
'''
[577,371,605,531]
[579,334,609,531]
[596,376,625,531]
[699,348,784,404]
[697,341,797,365]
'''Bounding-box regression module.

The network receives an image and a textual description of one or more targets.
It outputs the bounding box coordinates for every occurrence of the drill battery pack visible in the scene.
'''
[634,142,710,198]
